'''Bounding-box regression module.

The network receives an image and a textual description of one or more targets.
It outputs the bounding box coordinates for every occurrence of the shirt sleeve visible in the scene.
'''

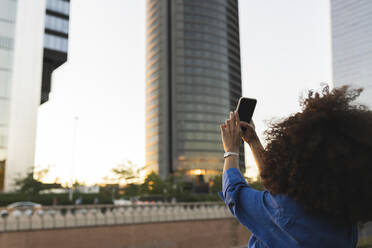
[218,168,280,241]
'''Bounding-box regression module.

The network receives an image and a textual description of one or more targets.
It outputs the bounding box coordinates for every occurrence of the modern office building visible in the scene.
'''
[0,0,19,189]
[331,0,372,107]
[2,0,70,191]
[41,0,70,104]
[145,0,244,181]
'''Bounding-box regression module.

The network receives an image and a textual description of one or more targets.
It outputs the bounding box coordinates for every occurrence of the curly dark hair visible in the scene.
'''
[261,85,372,224]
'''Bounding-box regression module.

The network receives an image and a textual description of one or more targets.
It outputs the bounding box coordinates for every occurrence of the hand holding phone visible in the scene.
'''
[240,120,257,144]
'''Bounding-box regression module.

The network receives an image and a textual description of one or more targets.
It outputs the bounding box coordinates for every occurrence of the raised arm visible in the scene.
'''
[220,111,266,173]
[240,120,266,174]
[220,111,242,172]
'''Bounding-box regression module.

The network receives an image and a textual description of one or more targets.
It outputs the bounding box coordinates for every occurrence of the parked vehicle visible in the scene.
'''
[6,202,42,216]
[113,199,131,206]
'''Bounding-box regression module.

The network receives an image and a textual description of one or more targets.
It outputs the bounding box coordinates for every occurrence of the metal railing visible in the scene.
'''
[0,202,232,232]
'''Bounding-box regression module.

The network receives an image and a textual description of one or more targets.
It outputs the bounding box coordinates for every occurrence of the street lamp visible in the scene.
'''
[69,116,79,202]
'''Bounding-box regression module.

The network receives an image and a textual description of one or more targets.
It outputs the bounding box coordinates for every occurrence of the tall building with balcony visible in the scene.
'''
[2,0,70,191]
[331,0,372,107]
[145,0,244,181]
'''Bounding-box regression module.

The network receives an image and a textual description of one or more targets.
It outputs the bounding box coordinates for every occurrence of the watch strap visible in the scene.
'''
[224,152,239,158]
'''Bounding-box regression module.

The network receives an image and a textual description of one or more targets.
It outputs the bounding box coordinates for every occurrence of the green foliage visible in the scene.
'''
[14,169,62,198]
[121,170,224,202]
[141,172,165,194]
[209,175,222,193]
[163,172,188,196]
[2,163,263,206]
[123,183,141,197]
[137,193,221,202]
[175,192,221,202]
[0,193,29,206]
[0,192,113,206]
[111,161,145,185]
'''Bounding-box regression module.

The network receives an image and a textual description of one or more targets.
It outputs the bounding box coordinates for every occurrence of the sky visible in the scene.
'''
[34,0,332,184]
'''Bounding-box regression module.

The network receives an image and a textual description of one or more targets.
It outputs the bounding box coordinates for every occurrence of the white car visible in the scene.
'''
[6,201,42,216]
[113,199,132,205]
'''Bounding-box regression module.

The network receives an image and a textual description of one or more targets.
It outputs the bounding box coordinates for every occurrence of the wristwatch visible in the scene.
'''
[224,152,239,158]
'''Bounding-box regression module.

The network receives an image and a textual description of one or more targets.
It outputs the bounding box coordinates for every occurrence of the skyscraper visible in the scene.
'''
[2,0,70,191]
[331,0,372,106]
[0,0,18,188]
[145,0,244,180]
[41,0,70,104]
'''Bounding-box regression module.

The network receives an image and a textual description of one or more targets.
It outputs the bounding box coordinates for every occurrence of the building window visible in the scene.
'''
[0,100,9,125]
[44,34,68,53]
[46,0,70,15]
[45,15,69,34]
[0,0,17,22]
[0,129,7,148]
[0,36,13,50]
[0,74,10,98]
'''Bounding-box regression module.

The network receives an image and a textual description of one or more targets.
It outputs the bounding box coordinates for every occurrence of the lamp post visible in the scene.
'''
[69,116,79,202]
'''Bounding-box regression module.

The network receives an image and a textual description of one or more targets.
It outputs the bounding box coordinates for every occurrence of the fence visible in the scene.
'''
[0,202,232,232]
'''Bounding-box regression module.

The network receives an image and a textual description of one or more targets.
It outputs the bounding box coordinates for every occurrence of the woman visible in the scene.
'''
[219,85,372,247]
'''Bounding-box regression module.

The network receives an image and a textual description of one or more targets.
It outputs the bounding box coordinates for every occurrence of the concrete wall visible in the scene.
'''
[0,202,234,231]
[0,218,251,248]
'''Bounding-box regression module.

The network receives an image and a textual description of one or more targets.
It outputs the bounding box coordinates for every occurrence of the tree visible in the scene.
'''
[141,172,165,195]
[163,174,185,197]
[123,183,141,197]
[209,174,222,193]
[111,161,145,185]
[14,168,62,197]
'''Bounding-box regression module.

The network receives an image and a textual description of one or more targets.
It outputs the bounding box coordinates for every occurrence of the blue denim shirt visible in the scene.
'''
[218,168,358,248]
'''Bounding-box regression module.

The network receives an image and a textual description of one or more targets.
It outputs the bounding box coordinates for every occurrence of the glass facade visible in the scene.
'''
[44,33,68,52]
[145,0,244,180]
[45,14,69,34]
[43,0,69,54]
[0,0,18,162]
[41,0,70,104]
[46,0,70,15]
[331,0,372,107]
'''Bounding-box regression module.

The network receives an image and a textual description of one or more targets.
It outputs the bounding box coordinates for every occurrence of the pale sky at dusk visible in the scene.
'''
[35,0,332,184]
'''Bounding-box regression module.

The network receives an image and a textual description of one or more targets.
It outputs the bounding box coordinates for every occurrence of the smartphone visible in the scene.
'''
[235,97,257,131]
